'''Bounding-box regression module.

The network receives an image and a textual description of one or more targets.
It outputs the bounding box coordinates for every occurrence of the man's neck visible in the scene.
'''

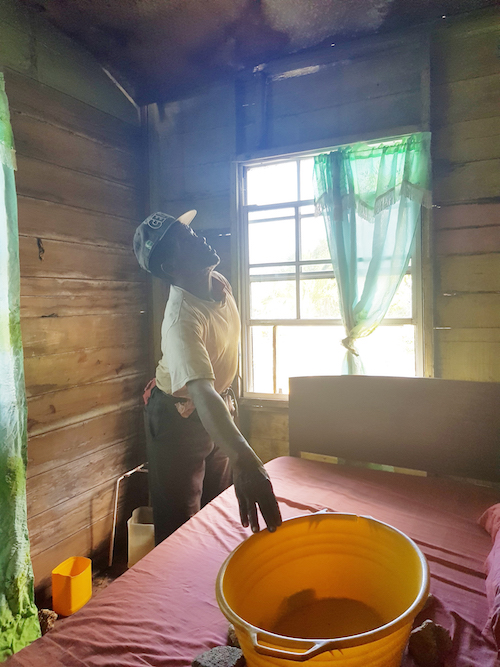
[174,268,216,301]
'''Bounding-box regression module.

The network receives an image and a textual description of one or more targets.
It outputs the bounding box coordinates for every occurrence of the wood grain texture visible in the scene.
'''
[27,438,142,518]
[27,374,147,437]
[20,278,147,317]
[436,336,500,382]
[12,113,139,186]
[432,74,499,127]
[433,117,500,164]
[19,236,144,281]
[15,155,141,220]
[5,70,140,149]
[3,5,148,588]
[432,26,500,85]
[439,254,500,292]
[22,313,147,357]
[27,408,143,479]
[289,376,500,481]
[434,203,500,230]
[436,293,500,328]
[436,226,500,255]
[433,158,500,205]
[24,346,147,398]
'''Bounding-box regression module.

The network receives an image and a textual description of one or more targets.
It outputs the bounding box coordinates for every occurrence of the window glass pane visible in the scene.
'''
[275,326,345,394]
[248,219,296,264]
[250,265,295,276]
[249,326,273,393]
[248,208,294,221]
[385,274,412,318]
[300,216,330,261]
[299,159,315,200]
[246,162,298,205]
[300,263,333,273]
[250,281,296,319]
[300,278,340,319]
[300,204,315,216]
[357,325,415,376]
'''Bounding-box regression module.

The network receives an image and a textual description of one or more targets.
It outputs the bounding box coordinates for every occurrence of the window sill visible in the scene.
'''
[239,395,289,411]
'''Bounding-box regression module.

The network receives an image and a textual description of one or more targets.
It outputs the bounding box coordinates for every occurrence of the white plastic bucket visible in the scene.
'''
[127,506,155,568]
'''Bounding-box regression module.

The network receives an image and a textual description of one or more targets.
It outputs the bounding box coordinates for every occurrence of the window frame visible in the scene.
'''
[234,147,425,401]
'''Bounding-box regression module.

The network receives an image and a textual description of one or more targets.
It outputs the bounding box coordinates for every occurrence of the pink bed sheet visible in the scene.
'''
[8,457,500,667]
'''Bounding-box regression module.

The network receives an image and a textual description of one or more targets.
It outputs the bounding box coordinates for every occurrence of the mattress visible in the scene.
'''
[8,456,500,666]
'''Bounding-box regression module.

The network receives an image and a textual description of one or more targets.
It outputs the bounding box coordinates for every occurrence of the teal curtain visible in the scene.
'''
[314,133,431,374]
[0,72,41,659]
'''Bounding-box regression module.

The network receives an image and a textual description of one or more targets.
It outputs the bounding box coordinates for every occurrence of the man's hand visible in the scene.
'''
[232,455,282,533]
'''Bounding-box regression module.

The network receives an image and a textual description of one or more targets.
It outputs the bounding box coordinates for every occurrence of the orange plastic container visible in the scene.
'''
[52,556,92,616]
[216,513,429,667]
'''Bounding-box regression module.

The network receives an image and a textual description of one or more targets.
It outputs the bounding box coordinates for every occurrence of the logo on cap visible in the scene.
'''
[148,213,166,229]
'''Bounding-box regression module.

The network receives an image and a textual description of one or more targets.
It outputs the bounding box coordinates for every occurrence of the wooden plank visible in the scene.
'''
[5,69,140,150]
[270,90,423,149]
[432,74,499,127]
[436,328,500,343]
[289,375,500,481]
[17,197,136,249]
[434,203,500,230]
[433,158,500,205]
[436,227,500,255]
[0,21,33,76]
[436,335,500,382]
[15,155,141,220]
[19,236,145,282]
[439,254,500,292]
[28,478,116,558]
[20,278,147,318]
[27,438,142,518]
[12,114,139,186]
[35,40,138,126]
[433,117,500,163]
[24,346,147,398]
[271,46,422,119]
[27,373,147,436]
[22,313,147,357]
[31,512,112,588]
[27,407,143,479]
[436,293,500,328]
[432,27,500,85]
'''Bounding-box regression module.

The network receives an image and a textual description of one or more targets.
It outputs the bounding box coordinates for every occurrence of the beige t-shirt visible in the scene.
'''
[155,272,240,418]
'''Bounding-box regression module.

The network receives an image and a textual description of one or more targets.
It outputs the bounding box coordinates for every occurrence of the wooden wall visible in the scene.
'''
[1,0,149,588]
[150,8,499,463]
[432,13,500,381]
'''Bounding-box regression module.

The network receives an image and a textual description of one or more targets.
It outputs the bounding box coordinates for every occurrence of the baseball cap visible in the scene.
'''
[133,209,197,275]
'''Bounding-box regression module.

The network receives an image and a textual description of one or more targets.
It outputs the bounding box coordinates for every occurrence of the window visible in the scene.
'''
[237,151,423,398]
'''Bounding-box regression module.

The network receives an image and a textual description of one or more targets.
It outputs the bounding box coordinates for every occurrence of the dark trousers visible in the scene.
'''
[144,386,232,544]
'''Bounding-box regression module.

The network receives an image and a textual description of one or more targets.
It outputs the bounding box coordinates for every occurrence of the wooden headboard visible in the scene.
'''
[289,376,500,483]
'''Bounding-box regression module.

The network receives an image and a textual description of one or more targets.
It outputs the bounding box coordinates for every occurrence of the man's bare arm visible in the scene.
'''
[187,378,282,533]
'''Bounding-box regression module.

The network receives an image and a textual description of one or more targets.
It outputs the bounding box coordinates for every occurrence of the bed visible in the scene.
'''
[7,376,500,667]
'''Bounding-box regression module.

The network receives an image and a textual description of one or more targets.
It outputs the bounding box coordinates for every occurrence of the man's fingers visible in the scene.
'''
[259,489,282,532]
[237,491,249,528]
[248,502,259,533]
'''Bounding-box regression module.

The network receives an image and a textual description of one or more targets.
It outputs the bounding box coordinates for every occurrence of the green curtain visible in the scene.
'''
[314,133,431,374]
[0,72,40,659]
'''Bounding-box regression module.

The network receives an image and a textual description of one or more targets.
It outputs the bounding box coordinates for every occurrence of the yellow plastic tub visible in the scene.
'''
[216,513,429,667]
[52,556,92,617]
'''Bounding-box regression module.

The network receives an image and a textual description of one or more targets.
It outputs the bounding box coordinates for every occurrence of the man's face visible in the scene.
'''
[163,221,220,276]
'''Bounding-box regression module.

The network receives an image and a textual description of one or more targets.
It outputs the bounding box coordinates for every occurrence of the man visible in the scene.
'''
[134,210,282,544]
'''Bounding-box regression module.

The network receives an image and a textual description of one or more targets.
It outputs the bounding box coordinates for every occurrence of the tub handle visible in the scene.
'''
[250,632,334,661]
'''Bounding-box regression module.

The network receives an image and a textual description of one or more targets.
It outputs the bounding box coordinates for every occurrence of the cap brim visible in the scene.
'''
[176,210,197,226]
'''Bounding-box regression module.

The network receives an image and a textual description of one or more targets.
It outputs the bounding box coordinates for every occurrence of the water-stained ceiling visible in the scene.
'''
[23,0,497,104]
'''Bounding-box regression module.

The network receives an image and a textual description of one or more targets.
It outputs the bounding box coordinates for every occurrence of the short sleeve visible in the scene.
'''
[165,311,215,394]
